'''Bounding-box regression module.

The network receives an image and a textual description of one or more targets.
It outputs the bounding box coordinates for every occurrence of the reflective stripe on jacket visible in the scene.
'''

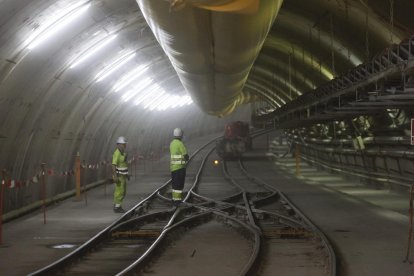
[170,139,187,172]
[116,167,128,175]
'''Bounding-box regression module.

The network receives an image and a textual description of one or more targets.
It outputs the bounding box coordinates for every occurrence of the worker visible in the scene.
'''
[170,128,189,206]
[112,136,129,213]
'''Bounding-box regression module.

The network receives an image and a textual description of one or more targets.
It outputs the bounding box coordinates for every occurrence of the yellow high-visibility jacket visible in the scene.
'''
[170,139,188,172]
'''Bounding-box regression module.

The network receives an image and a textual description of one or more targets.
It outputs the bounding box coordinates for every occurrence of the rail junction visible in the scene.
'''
[28,132,335,276]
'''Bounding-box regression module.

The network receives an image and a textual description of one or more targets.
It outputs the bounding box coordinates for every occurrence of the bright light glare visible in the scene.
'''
[121,77,153,102]
[70,35,117,68]
[121,90,135,102]
[128,83,192,111]
[26,2,90,50]
[149,95,170,110]
[133,92,152,106]
[176,95,193,107]
[155,95,177,110]
[133,84,162,105]
[95,51,136,82]
[155,95,192,111]
[132,76,153,89]
[143,93,166,109]
[113,65,148,92]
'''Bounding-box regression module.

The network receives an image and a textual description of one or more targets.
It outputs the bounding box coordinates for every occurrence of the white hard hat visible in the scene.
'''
[116,136,127,144]
[173,128,183,138]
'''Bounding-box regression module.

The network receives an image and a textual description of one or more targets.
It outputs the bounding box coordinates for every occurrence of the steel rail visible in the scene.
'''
[238,160,337,276]
[28,178,172,276]
[219,156,335,275]
[188,193,305,229]
[118,144,262,275]
[29,129,276,275]
[222,160,263,234]
[29,135,221,275]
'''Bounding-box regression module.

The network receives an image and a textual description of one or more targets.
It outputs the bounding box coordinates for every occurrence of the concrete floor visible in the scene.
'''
[0,171,167,275]
[245,145,414,276]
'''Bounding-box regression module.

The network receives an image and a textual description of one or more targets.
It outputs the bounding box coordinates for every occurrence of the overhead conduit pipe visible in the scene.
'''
[135,0,283,116]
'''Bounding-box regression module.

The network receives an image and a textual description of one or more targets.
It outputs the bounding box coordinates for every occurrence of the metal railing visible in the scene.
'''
[254,35,414,127]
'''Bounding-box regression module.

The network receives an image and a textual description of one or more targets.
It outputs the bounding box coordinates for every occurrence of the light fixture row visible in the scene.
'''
[23,1,192,111]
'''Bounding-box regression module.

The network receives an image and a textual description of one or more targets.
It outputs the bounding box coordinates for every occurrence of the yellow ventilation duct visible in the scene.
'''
[136,0,283,116]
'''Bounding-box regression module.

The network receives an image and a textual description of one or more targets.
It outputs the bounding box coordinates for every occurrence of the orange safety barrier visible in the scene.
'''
[41,163,47,224]
[404,184,414,263]
[295,144,301,176]
[75,153,81,200]
[0,170,5,244]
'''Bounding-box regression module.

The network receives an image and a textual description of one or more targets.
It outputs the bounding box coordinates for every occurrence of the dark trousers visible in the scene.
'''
[171,168,186,191]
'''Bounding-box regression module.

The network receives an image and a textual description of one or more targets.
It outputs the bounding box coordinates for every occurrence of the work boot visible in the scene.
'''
[114,206,126,213]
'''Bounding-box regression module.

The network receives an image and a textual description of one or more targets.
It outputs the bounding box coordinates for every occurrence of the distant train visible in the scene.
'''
[216,121,252,159]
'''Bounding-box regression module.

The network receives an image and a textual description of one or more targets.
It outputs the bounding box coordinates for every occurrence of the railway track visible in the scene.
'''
[222,158,336,275]
[29,132,336,275]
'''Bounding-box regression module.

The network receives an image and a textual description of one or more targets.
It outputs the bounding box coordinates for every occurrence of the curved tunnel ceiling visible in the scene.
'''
[134,0,414,116]
[0,0,413,179]
[252,0,413,109]
[1,1,412,121]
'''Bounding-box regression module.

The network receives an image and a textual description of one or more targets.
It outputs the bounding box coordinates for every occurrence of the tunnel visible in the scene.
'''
[1,0,414,275]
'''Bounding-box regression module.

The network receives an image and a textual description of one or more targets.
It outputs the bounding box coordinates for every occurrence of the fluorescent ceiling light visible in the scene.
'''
[155,95,192,111]
[133,84,161,105]
[113,65,148,92]
[129,83,192,111]
[154,96,172,111]
[141,86,165,107]
[157,95,178,111]
[133,93,152,106]
[184,95,193,105]
[70,34,117,68]
[121,77,153,102]
[148,94,171,110]
[26,1,90,50]
[129,76,153,93]
[179,95,192,106]
[121,90,135,102]
[144,92,166,109]
[171,95,188,109]
[95,51,136,82]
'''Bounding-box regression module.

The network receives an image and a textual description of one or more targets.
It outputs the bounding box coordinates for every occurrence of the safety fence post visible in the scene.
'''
[295,144,301,176]
[404,184,414,263]
[104,161,109,197]
[40,163,47,224]
[0,170,5,244]
[82,163,88,206]
[134,153,137,180]
[75,152,81,200]
[143,155,146,174]
[151,152,154,171]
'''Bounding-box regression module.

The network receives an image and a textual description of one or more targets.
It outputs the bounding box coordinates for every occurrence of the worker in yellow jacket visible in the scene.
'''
[112,136,129,213]
[170,128,189,206]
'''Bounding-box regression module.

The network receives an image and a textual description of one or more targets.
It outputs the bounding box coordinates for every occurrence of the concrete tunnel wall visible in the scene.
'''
[2,0,414,219]
[0,39,251,215]
[0,0,253,215]
[0,89,250,214]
